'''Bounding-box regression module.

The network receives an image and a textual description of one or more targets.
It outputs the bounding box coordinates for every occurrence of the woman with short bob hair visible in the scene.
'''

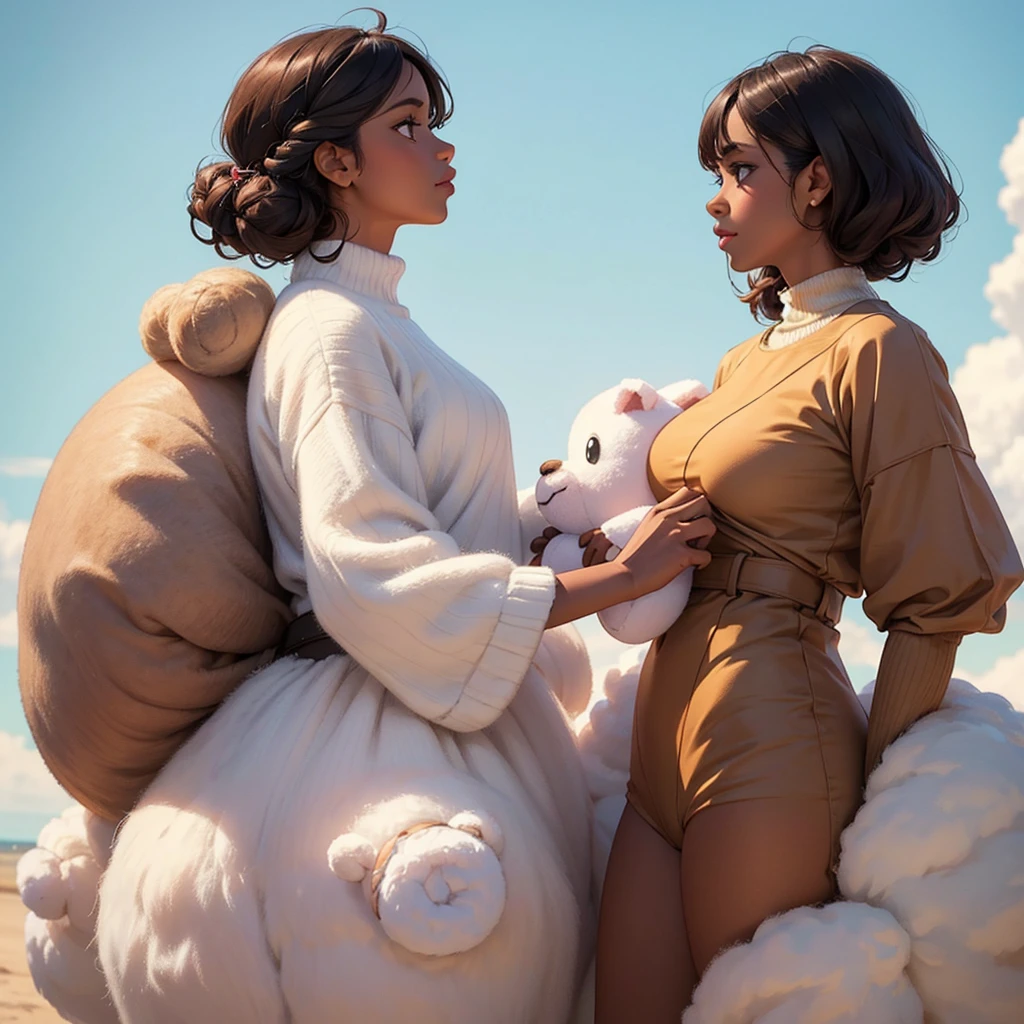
[596,46,1022,1021]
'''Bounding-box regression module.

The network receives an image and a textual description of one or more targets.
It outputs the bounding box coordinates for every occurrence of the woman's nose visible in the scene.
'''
[706,189,727,217]
[539,459,562,476]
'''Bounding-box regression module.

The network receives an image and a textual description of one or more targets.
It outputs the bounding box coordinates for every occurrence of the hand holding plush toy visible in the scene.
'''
[533,378,709,644]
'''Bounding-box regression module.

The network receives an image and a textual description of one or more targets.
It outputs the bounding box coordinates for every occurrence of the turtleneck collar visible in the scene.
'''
[763,266,880,349]
[291,240,407,308]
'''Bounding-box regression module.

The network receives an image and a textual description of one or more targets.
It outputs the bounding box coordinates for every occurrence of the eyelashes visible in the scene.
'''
[395,116,423,140]
[711,163,755,187]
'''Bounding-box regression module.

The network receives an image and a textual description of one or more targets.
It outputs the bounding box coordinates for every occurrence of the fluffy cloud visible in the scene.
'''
[0,731,71,814]
[0,457,52,478]
[0,511,28,648]
[837,619,884,669]
[953,118,1024,552]
[957,646,1024,712]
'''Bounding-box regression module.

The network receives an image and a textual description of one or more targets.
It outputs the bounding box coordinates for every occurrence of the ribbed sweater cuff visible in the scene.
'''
[865,630,960,777]
[437,565,556,732]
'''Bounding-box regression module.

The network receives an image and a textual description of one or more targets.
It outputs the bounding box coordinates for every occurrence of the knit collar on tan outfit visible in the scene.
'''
[762,266,880,349]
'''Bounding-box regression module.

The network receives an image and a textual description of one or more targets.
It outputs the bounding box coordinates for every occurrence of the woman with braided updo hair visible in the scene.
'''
[92,13,714,1024]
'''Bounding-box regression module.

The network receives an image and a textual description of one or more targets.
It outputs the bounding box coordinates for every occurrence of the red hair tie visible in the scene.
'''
[230,165,257,186]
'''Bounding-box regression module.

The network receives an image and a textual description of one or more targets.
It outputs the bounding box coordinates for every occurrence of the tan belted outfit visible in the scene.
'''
[626,299,1023,857]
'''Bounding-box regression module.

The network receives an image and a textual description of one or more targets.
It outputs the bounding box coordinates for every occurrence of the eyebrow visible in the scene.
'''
[719,141,756,159]
[380,97,425,116]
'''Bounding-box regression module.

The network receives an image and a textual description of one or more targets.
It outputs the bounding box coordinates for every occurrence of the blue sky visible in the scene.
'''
[1,0,1022,839]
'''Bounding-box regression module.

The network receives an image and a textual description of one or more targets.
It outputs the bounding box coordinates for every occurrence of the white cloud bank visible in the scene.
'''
[953,117,1024,553]
[0,457,53,478]
[0,731,71,815]
[0,512,28,648]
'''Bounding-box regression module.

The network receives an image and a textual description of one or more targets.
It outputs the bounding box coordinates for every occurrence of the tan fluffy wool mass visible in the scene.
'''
[139,267,275,376]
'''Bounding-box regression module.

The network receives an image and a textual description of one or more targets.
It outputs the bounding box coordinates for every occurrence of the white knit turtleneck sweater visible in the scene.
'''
[246,241,557,732]
[763,266,880,349]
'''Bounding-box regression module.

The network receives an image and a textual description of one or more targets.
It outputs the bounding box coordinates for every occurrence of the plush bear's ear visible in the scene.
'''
[613,379,660,414]
[659,379,709,411]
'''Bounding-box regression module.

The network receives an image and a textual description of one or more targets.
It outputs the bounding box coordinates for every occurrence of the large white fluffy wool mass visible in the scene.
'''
[838,678,1024,1023]
[17,804,118,1024]
[682,902,923,1023]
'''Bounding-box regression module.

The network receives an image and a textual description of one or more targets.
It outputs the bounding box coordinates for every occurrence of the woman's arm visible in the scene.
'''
[839,316,1023,777]
[864,631,961,774]
[546,488,715,629]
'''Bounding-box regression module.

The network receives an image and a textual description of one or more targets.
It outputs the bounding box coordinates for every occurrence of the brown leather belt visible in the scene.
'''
[275,610,345,662]
[691,553,844,627]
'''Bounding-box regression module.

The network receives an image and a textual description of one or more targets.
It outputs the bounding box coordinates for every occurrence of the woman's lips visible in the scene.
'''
[714,228,737,250]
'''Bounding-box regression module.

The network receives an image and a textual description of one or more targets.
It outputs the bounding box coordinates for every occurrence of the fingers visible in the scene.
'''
[676,517,716,546]
[582,532,615,567]
[689,547,713,569]
[653,486,706,514]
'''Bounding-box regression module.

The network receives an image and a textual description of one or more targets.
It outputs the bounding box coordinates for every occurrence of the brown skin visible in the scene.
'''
[544,489,715,630]
[707,109,842,287]
[313,63,457,255]
[314,62,716,627]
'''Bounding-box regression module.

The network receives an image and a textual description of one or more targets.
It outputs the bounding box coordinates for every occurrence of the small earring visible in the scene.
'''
[810,198,818,206]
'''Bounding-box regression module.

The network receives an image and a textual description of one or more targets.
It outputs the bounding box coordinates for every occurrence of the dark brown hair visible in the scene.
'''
[698,47,962,320]
[189,11,452,267]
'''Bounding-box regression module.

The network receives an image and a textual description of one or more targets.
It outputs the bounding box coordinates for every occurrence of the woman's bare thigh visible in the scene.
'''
[595,803,697,1023]
[680,797,835,974]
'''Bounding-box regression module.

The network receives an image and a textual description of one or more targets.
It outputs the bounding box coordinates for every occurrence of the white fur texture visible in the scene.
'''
[372,822,506,955]
[839,677,1024,1022]
[683,902,923,1023]
[535,378,707,644]
[532,622,594,718]
[17,804,119,1024]
[573,645,647,880]
[96,654,593,1024]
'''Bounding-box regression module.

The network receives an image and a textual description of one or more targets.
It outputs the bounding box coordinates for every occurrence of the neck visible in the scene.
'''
[775,235,845,290]
[330,208,399,255]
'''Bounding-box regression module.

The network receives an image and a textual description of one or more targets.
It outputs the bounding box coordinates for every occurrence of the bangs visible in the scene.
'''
[401,45,454,130]
[698,86,738,172]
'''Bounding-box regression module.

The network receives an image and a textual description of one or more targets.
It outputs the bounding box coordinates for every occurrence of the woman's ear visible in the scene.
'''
[796,155,832,214]
[314,141,358,188]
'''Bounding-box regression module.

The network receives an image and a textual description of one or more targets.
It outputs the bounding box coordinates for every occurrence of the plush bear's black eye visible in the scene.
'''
[585,435,601,465]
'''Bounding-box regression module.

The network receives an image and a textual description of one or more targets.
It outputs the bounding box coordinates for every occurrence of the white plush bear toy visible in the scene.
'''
[535,378,708,645]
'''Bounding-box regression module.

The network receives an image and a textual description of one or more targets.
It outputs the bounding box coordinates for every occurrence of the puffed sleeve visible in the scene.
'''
[282,293,556,732]
[839,315,1023,772]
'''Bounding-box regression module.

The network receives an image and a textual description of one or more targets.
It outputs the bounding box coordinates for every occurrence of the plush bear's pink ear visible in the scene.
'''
[613,379,660,414]
[659,379,709,411]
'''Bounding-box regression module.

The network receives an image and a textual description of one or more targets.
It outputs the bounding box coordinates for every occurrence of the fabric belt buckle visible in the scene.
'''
[724,552,748,598]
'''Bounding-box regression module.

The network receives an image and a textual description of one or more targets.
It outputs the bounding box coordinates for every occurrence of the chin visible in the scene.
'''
[726,252,758,274]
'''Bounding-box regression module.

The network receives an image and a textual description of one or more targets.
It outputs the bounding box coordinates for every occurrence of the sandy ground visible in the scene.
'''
[0,855,67,1023]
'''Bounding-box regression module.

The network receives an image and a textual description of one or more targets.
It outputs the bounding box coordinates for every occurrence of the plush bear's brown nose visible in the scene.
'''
[539,459,563,476]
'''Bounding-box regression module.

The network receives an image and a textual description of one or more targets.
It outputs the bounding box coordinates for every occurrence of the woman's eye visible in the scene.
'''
[396,118,420,140]
[585,436,601,465]
[733,163,754,183]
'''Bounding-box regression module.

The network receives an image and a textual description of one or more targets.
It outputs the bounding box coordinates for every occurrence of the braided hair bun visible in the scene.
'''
[188,15,452,267]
